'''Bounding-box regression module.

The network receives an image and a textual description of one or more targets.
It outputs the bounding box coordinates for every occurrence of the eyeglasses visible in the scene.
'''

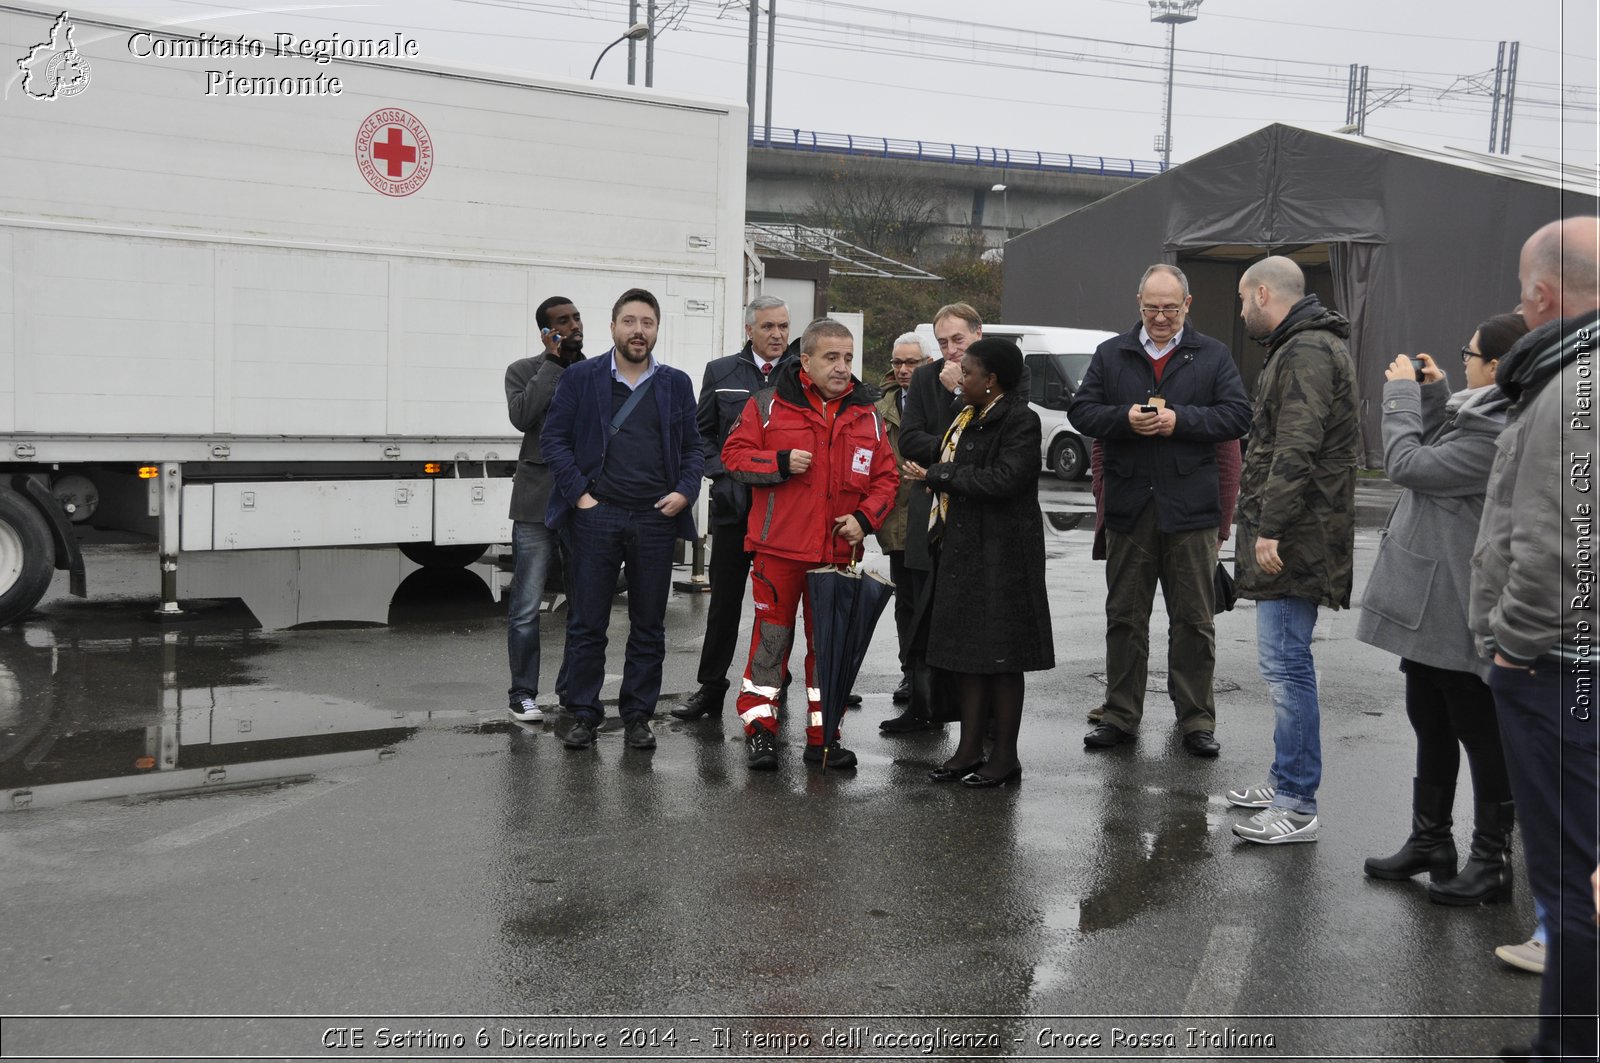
[1140,305,1186,318]
[1460,344,1482,363]
[890,358,923,367]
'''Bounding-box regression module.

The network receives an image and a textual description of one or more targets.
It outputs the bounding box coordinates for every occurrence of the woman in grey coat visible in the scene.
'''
[1358,312,1527,904]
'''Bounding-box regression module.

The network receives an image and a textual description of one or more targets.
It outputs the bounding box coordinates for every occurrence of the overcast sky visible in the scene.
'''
[97,0,1600,168]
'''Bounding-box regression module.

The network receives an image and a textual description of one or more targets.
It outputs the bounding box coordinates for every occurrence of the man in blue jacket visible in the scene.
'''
[540,288,704,753]
[1069,264,1251,757]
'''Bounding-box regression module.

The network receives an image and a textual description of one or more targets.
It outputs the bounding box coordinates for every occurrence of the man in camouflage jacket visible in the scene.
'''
[1226,256,1359,846]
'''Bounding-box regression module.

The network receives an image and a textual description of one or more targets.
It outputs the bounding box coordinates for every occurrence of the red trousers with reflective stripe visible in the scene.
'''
[735,552,828,745]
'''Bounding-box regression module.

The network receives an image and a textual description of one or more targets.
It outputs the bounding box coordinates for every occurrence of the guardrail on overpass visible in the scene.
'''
[753,128,1165,178]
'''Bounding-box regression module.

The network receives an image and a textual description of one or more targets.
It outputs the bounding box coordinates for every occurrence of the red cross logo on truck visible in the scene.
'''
[372,127,415,177]
[355,108,434,197]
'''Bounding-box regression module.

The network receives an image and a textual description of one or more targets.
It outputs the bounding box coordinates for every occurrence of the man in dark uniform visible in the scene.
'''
[672,295,796,721]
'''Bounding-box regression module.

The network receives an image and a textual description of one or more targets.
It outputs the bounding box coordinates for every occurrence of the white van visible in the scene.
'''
[914,323,1115,480]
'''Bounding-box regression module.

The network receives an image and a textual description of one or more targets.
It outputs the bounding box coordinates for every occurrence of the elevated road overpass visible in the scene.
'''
[747,129,1158,257]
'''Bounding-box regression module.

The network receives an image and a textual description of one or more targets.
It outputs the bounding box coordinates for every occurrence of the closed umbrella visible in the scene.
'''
[805,562,895,771]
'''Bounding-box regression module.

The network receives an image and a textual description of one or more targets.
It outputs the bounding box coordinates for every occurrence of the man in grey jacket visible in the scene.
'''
[1469,216,1599,1062]
[503,296,586,722]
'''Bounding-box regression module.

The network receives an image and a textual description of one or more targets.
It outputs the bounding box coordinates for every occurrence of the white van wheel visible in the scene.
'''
[1049,436,1087,481]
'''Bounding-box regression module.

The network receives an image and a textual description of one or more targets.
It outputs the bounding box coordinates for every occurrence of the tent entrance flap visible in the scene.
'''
[1171,245,1340,402]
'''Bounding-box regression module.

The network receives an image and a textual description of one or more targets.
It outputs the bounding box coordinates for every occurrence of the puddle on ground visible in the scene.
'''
[0,616,440,810]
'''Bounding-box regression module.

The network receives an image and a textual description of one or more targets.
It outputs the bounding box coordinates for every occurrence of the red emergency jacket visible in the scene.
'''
[722,362,898,564]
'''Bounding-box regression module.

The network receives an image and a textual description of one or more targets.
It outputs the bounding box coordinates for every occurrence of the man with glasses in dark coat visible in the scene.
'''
[1070,264,1251,759]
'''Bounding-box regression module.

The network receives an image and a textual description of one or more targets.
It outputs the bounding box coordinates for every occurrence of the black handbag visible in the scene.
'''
[1214,559,1238,613]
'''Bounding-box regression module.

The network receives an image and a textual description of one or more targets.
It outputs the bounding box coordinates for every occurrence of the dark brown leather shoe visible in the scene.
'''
[1181,729,1221,758]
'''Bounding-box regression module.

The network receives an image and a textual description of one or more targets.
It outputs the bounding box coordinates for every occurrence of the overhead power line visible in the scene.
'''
[492,0,1593,118]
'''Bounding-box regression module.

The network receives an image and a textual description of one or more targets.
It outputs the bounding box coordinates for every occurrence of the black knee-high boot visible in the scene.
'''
[1428,800,1514,905]
[1364,779,1458,881]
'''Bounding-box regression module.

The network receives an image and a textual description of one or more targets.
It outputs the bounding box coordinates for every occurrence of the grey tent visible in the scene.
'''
[1002,123,1598,465]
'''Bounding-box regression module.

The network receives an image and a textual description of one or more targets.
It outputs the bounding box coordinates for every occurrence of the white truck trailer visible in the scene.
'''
[0,3,747,626]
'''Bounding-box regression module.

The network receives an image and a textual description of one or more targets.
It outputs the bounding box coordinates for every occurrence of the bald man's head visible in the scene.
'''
[1519,216,1600,329]
[1237,255,1307,338]
[1240,256,1306,300]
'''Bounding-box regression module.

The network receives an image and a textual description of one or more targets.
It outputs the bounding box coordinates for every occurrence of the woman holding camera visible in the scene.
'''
[1358,312,1528,904]
[909,338,1054,787]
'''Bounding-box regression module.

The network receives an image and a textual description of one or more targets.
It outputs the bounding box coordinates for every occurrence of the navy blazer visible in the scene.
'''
[540,349,705,540]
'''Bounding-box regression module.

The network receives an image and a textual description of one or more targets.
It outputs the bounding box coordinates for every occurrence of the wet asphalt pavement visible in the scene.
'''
[0,479,1546,1060]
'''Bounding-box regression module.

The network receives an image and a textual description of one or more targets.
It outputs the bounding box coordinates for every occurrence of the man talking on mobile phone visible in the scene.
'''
[503,296,586,724]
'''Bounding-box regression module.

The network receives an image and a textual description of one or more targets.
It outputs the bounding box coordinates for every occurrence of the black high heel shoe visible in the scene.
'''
[960,765,1022,788]
[928,760,985,782]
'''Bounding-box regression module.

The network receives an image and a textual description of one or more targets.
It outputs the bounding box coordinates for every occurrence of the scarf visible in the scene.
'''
[1496,309,1599,408]
[927,395,1000,542]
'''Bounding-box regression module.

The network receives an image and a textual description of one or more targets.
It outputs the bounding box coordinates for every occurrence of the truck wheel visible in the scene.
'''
[0,487,55,625]
[1049,436,1088,481]
[399,542,489,569]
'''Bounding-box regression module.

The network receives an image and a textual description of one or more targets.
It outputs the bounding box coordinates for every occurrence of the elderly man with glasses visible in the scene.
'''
[876,331,935,727]
[1068,263,1251,758]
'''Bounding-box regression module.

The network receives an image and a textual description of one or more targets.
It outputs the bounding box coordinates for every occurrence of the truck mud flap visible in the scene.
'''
[13,476,86,598]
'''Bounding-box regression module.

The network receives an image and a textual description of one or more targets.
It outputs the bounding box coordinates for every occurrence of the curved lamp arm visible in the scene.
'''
[590,22,650,80]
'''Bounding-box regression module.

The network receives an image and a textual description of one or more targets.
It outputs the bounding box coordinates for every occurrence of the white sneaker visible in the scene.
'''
[1494,938,1545,975]
[1232,807,1318,844]
[1225,785,1276,809]
[508,696,544,722]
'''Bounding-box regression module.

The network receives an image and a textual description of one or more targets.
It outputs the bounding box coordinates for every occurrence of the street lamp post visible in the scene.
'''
[991,183,1009,241]
[1149,0,1201,170]
[590,21,651,81]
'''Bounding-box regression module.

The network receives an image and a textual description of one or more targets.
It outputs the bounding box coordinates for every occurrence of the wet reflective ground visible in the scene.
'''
[0,479,1544,1059]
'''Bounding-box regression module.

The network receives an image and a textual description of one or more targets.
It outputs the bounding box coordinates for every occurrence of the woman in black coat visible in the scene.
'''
[912,338,1054,786]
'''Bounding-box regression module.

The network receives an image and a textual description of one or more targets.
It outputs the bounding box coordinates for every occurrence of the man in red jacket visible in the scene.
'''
[723,318,899,771]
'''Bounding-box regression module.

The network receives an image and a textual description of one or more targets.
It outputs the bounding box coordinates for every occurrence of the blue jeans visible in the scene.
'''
[506,519,569,704]
[1490,661,1598,1061]
[1256,597,1322,815]
[563,501,679,723]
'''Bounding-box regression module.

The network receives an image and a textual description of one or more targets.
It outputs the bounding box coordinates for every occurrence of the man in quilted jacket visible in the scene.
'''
[1226,256,1359,846]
